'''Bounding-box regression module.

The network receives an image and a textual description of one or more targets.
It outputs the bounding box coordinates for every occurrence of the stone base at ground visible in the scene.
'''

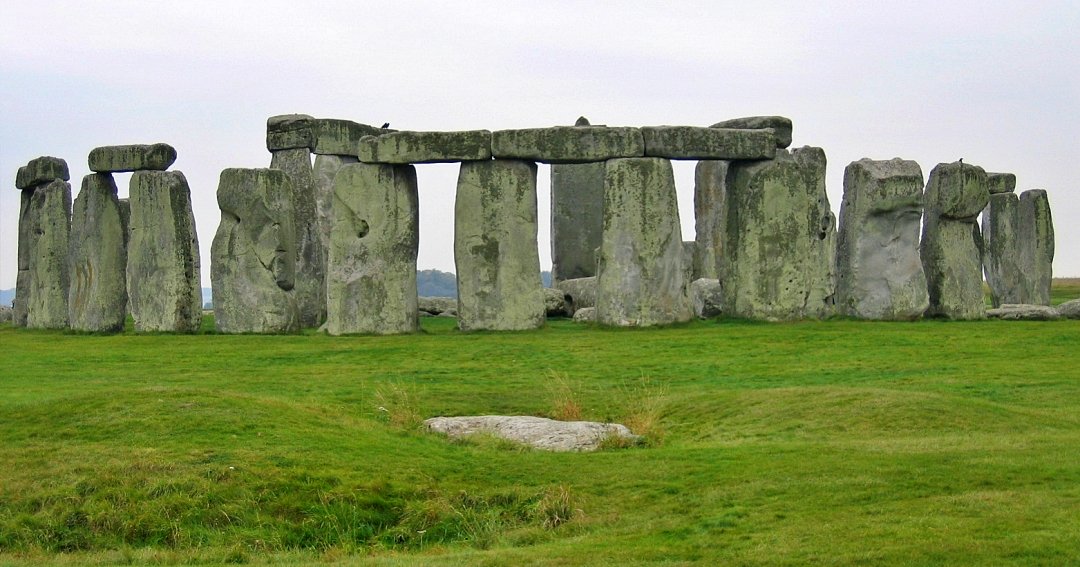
[424,416,641,452]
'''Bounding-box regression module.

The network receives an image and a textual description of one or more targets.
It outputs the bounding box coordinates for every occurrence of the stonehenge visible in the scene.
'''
[8,115,1062,334]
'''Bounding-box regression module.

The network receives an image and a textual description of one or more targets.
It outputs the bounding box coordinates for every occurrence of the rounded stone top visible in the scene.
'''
[927,161,988,219]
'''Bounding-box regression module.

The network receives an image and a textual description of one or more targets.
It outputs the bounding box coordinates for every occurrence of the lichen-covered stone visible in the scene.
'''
[1018,189,1054,305]
[640,126,776,160]
[21,179,72,329]
[543,287,569,317]
[920,161,989,319]
[1056,298,1080,319]
[693,160,730,280]
[986,304,1060,320]
[68,174,127,332]
[691,278,724,318]
[981,192,1023,307]
[358,130,492,164]
[312,119,385,155]
[88,143,177,173]
[556,277,597,316]
[327,163,419,335]
[266,114,316,150]
[721,148,836,320]
[211,168,299,334]
[986,172,1017,194]
[127,171,202,332]
[15,156,69,190]
[682,241,699,282]
[13,191,33,326]
[312,154,358,267]
[835,158,928,320]
[425,415,640,452]
[454,160,545,331]
[418,297,456,316]
[271,148,325,327]
[491,126,644,163]
[572,306,596,322]
[596,157,693,326]
[710,116,793,149]
[550,155,605,282]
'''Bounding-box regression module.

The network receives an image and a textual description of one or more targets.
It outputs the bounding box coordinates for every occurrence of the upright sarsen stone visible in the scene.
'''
[693,159,730,280]
[24,179,72,329]
[981,192,1023,307]
[550,118,605,282]
[211,169,299,333]
[455,160,545,331]
[835,159,928,319]
[68,174,127,332]
[312,154,359,263]
[127,171,202,332]
[596,157,693,326]
[1018,189,1054,305]
[327,163,419,335]
[920,162,989,319]
[271,148,325,327]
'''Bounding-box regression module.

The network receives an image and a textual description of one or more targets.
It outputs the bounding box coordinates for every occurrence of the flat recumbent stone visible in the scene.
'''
[88,143,177,173]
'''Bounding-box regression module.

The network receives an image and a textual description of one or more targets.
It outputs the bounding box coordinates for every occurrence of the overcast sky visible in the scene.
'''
[2,1,1078,290]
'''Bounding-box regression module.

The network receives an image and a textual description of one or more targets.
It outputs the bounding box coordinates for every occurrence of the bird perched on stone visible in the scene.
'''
[381,122,390,129]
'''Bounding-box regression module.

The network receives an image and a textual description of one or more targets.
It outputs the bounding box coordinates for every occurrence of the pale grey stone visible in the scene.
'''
[543,287,569,317]
[211,168,299,334]
[981,192,1023,307]
[311,119,385,155]
[550,129,605,282]
[266,114,316,150]
[920,161,989,319]
[693,160,730,280]
[572,306,596,322]
[425,415,641,452]
[88,143,177,173]
[691,278,724,318]
[721,147,836,320]
[835,158,928,320]
[491,126,644,163]
[418,297,457,316]
[682,241,699,283]
[358,130,492,164]
[556,277,597,316]
[127,171,202,332]
[22,179,71,329]
[13,191,33,325]
[68,174,127,332]
[986,172,1017,194]
[710,116,793,149]
[15,156,69,190]
[596,157,693,326]
[640,126,775,160]
[986,304,1060,320]
[1055,298,1080,319]
[1018,190,1054,305]
[271,148,325,327]
[0,306,12,324]
[327,163,419,335]
[312,154,359,267]
[455,160,545,331]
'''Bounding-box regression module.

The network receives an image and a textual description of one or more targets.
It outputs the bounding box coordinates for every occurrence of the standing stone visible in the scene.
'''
[271,148,325,327]
[1018,189,1054,305]
[327,163,419,335]
[211,169,299,334]
[23,179,72,329]
[693,159,730,280]
[127,171,202,332]
[312,154,359,265]
[981,192,1023,307]
[550,117,605,283]
[721,148,836,320]
[596,157,693,326]
[920,162,989,319]
[835,159,928,320]
[14,190,34,326]
[455,160,545,331]
[68,174,127,332]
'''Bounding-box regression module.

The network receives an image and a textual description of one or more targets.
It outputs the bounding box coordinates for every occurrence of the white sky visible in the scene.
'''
[2,1,1078,290]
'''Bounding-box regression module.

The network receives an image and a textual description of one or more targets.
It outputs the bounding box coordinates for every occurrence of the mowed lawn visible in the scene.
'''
[1,283,1079,565]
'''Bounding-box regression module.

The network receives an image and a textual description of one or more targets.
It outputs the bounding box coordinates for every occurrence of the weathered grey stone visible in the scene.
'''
[0,305,12,324]
[455,160,545,331]
[596,157,693,326]
[266,114,316,150]
[211,168,299,334]
[491,127,644,163]
[691,278,724,318]
[920,161,989,319]
[693,160,730,280]
[418,296,457,316]
[358,130,492,164]
[543,287,569,317]
[13,191,34,325]
[550,121,605,282]
[681,241,698,283]
[21,179,72,329]
[986,172,1017,194]
[126,171,202,332]
[1055,298,1080,319]
[986,304,1060,320]
[641,126,776,160]
[271,148,325,327]
[710,116,793,149]
[312,154,359,268]
[68,174,127,332]
[425,415,641,452]
[556,277,597,316]
[835,158,928,320]
[721,147,836,320]
[312,119,385,155]
[981,192,1023,307]
[327,163,419,335]
[88,143,177,173]
[15,156,69,190]
[572,306,596,322]
[1018,189,1054,305]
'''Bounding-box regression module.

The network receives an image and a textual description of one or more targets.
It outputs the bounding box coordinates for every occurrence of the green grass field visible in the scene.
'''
[1,282,1079,565]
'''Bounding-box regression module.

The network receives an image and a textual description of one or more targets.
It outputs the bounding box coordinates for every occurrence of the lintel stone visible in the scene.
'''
[491,126,644,163]
[357,130,492,164]
[312,119,388,155]
[88,143,177,173]
[986,172,1017,194]
[641,126,776,160]
[15,156,69,190]
[710,116,793,149]
[267,114,316,151]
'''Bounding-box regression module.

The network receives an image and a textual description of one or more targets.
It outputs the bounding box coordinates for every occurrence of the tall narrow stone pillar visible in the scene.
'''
[68,173,127,332]
[596,157,692,327]
[313,154,359,264]
[982,193,1022,307]
[550,117,605,283]
[455,159,544,331]
[920,162,988,319]
[271,148,325,327]
[327,163,419,335]
[1018,189,1054,305]
[693,159,730,280]
[14,156,71,328]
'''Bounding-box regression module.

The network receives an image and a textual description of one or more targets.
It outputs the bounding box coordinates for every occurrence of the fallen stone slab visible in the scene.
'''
[572,306,596,322]
[986,172,1016,194]
[68,173,127,332]
[312,119,386,155]
[491,126,644,163]
[1055,298,1080,319]
[418,296,457,316]
[358,130,492,164]
[543,287,568,317]
[266,114,316,151]
[691,278,724,318]
[556,277,597,316]
[640,126,775,160]
[710,116,793,149]
[15,156,69,190]
[88,143,177,173]
[986,304,1060,320]
[424,416,641,452]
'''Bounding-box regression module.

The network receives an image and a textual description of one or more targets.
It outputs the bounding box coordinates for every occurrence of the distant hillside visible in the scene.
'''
[0,289,13,307]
